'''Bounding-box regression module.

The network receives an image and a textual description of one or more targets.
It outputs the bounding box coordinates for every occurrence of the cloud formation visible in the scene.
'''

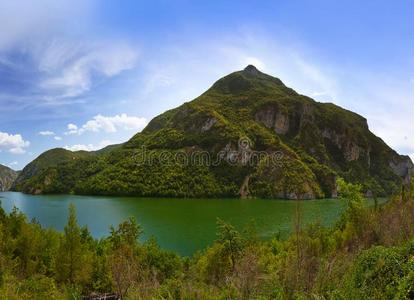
[65,114,147,135]
[38,40,138,98]
[38,131,55,136]
[7,161,18,168]
[0,131,30,154]
[0,0,93,50]
[64,140,112,152]
[0,1,138,111]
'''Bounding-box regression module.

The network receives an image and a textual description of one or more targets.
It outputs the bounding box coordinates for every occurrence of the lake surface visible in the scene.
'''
[0,192,385,256]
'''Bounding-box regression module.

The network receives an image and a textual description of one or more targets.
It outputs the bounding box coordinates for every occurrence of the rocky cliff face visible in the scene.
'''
[254,104,290,135]
[389,156,414,184]
[0,164,18,192]
[13,66,413,199]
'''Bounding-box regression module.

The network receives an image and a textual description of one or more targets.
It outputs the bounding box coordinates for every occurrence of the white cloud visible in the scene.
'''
[64,140,112,152]
[0,0,138,106]
[38,40,138,98]
[66,114,147,135]
[54,136,62,141]
[38,130,55,136]
[65,123,79,135]
[0,0,93,51]
[7,161,18,168]
[64,144,94,152]
[65,121,86,135]
[311,91,330,97]
[0,131,30,154]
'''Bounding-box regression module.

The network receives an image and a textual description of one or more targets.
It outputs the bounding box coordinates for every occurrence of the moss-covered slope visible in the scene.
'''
[13,66,413,199]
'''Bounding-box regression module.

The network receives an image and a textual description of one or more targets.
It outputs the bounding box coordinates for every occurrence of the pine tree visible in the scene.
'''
[55,204,91,285]
[216,218,244,271]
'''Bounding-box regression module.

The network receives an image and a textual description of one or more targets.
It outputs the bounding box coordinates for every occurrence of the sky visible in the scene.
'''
[1,0,414,169]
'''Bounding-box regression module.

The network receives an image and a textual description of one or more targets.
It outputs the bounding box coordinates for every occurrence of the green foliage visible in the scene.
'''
[337,177,365,223]
[139,238,183,282]
[341,242,414,300]
[250,155,324,199]
[55,204,93,285]
[216,218,245,270]
[109,217,142,249]
[13,67,410,199]
[3,182,414,298]
[345,246,404,299]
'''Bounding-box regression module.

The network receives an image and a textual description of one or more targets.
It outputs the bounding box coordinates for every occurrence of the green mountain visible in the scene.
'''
[13,66,413,199]
[12,149,93,194]
[0,164,18,192]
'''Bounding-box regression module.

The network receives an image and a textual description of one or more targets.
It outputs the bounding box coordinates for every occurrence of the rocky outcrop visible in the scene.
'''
[239,175,251,198]
[344,141,361,161]
[0,165,18,192]
[274,112,289,135]
[389,156,414,184]
[321,129,363,162]
[201,117,217,132]
[13,65,414,199]
[255,105,290,135]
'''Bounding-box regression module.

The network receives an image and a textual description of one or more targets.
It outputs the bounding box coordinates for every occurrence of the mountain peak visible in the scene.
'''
[13,66,413,199]
[210,65,285,94]
[243,64,260,76]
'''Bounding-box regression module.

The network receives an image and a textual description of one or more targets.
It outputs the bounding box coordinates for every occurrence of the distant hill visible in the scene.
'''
[13,66,413,199]
[12,148,93,194]
[0,164,18,192]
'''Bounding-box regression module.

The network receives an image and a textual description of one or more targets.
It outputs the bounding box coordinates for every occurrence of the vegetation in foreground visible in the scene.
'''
[1,180,414,299]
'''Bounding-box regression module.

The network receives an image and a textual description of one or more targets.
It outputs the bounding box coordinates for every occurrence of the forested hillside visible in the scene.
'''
[13,66,413,199]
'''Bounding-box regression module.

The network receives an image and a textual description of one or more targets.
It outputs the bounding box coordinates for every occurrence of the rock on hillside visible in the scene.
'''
[0,164,18,192]
[12,66,413,199]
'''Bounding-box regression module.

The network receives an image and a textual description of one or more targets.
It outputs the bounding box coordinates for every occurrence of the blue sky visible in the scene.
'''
[1,0,414,169]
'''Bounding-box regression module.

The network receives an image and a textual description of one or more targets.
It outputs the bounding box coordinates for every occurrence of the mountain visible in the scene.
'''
[13,66,413,199]
[0,164,18,192]
[12,148,93,194]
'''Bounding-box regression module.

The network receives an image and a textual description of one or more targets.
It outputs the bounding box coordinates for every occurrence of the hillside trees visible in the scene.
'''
[55,204,93,285]
[2,179,414,298]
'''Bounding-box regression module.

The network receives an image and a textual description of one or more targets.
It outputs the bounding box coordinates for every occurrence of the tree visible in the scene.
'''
[109,217,142,250]
[108,217,142,299]
[216,218,244,271]
[55,204,91,285]
[336,178,368,247]
[337,178,365,225]
[110,244,139,299]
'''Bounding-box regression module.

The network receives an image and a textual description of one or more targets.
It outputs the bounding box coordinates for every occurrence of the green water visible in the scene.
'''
[0,192,386,256]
